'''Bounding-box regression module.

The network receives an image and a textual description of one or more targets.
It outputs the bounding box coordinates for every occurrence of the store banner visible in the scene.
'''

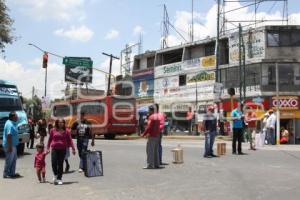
[134,78,154,98]
[155,57,216,78]
[271,96,299,110]
[229,30,265,65]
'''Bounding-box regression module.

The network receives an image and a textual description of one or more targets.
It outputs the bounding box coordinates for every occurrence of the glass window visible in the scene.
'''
[0,97,22,112]
[53,105,71,117]
[179,75,186,86]
[279,64,294,85]
[79,103,104,115]
[267,32,279,47]
[291,31,300,46]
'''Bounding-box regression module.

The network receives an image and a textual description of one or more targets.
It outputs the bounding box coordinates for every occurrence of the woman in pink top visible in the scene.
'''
[47,119,75,185]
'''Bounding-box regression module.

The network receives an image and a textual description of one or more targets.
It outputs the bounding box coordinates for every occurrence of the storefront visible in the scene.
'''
[270,96,300,144]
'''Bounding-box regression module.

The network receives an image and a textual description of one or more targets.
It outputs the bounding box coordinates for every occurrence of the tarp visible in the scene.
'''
[138,106,148,114]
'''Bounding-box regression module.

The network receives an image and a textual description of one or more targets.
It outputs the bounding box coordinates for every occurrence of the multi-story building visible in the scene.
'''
[132,51,156,109]
[133,25,300,143]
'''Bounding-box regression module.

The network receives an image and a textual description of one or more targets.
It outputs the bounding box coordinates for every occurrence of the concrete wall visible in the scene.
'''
[265,47,300,60]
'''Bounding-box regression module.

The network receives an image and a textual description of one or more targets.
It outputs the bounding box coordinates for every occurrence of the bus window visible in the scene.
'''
[53,105,71,117]
[78,102,104,115]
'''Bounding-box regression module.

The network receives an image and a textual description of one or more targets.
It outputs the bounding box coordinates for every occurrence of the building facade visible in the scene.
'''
[133,25,300,142]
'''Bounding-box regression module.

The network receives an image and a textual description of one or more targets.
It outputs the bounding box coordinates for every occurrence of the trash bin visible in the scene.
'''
[171,145,183,164]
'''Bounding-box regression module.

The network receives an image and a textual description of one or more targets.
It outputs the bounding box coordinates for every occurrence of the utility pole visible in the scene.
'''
[215,0,221,83]
[191,0,194,42]
[275,62,280,145]
[102,52,119,96]
[238,23,242,105]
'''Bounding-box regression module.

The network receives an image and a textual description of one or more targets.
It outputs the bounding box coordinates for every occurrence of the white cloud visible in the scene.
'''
[165,2,300,47]
[104,29,119,40]
[133,25,144,36]
[92,58,121,91]
[0,58,65,99]
[12,0,86,21]
[54,25,94,42]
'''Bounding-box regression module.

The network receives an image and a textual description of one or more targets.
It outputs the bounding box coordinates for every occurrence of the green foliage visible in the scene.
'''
[23,95,43,122]
[0,0,14,49]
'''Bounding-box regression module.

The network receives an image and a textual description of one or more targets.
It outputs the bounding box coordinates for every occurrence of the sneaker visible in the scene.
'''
[42,177,46,183]
[143,165,154,169]
[57,179,63,185]
[52,176,57,184]
[78,168,83,173]
[211,154,219,157]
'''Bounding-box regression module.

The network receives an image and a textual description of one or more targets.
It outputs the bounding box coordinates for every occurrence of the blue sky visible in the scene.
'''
[1,0,300,98]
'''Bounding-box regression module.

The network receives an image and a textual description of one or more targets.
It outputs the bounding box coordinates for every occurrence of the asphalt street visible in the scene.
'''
[1,138,300,200]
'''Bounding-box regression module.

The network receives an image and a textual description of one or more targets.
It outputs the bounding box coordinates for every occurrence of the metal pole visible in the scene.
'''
[44,67,47,97]
[276,62,280,145]
[216,0,221,83]
[191,0,194,42]
[239,23,242,103]
[242,32,246,102]
[107,56,113,96]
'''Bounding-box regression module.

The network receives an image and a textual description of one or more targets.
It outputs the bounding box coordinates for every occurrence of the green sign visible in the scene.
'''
[63,57,93,68]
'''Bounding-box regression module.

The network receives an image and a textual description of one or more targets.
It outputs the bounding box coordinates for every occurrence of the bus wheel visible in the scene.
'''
[104,134,116,140]
[17,143,25,155]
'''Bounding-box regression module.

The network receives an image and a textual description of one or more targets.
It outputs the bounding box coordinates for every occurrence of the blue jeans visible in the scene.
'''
[3,146,17,177]
[204,130,216,156]
[77,138,89,169]
[267,128,275,145]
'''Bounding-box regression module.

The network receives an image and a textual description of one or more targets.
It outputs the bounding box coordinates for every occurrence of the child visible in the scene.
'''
[34,144,48,183]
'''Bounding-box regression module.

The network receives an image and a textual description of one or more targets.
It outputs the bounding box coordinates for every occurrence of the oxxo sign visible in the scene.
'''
[271,96,299,110]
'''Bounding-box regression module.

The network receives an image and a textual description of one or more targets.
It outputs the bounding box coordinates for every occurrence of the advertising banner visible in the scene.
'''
[229,30,265,65]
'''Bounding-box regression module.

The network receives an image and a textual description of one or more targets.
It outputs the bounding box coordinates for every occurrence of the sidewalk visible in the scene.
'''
[115,133,232,141]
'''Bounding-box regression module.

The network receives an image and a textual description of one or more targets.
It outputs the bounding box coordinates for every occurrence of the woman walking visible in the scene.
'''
[47,119,75,185]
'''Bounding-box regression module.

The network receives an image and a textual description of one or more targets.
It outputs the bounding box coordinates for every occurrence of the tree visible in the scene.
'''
[24,95,43,122]
[0,0,14,49]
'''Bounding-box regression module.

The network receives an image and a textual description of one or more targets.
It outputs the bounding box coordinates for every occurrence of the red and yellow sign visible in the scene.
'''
[201,55,216,68]
[271,96,299,110]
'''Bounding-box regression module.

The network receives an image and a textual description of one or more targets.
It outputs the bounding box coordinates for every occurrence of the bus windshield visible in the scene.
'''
[0,97,23,112]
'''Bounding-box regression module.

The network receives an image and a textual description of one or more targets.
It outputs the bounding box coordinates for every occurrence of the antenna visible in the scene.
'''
[220,0,289,35]
[161,4,170,49]
[191,0,194,42]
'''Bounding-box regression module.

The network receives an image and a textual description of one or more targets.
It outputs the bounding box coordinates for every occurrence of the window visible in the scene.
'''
[53,105,71,117]
[267,32,279,47]
[79,103,104,115]
[179,75,186,86]
[267,30,300,47]
[147,57,155,68]
[0,97,22,112]
[133,59,140,70]
[205,42,215,56]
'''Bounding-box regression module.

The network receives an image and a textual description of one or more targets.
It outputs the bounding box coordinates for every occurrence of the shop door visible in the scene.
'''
[280,119,295,144]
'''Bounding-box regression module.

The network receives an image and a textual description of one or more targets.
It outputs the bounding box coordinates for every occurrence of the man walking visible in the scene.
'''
[245,107,257,150]
[203,105,218,158]
[141,105,161,169]
[71,112,95,172]
[231,103,245,155]
[3,111,21,178]
[266,109,276,145]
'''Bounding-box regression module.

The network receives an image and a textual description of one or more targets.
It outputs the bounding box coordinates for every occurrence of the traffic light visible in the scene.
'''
[43,52,48,68]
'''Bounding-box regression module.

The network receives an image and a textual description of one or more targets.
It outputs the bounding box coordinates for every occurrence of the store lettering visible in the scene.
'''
[272,98,299,108]
[163,64,182,74]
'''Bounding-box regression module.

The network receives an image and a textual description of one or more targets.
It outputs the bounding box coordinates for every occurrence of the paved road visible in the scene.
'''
[1,138,300,200]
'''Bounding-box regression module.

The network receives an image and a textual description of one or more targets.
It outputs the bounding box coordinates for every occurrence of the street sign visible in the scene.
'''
[63,57,93,83]
[63,57,93,68]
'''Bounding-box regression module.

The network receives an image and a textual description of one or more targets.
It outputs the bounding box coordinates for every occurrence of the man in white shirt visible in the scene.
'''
[266,109,276,145]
